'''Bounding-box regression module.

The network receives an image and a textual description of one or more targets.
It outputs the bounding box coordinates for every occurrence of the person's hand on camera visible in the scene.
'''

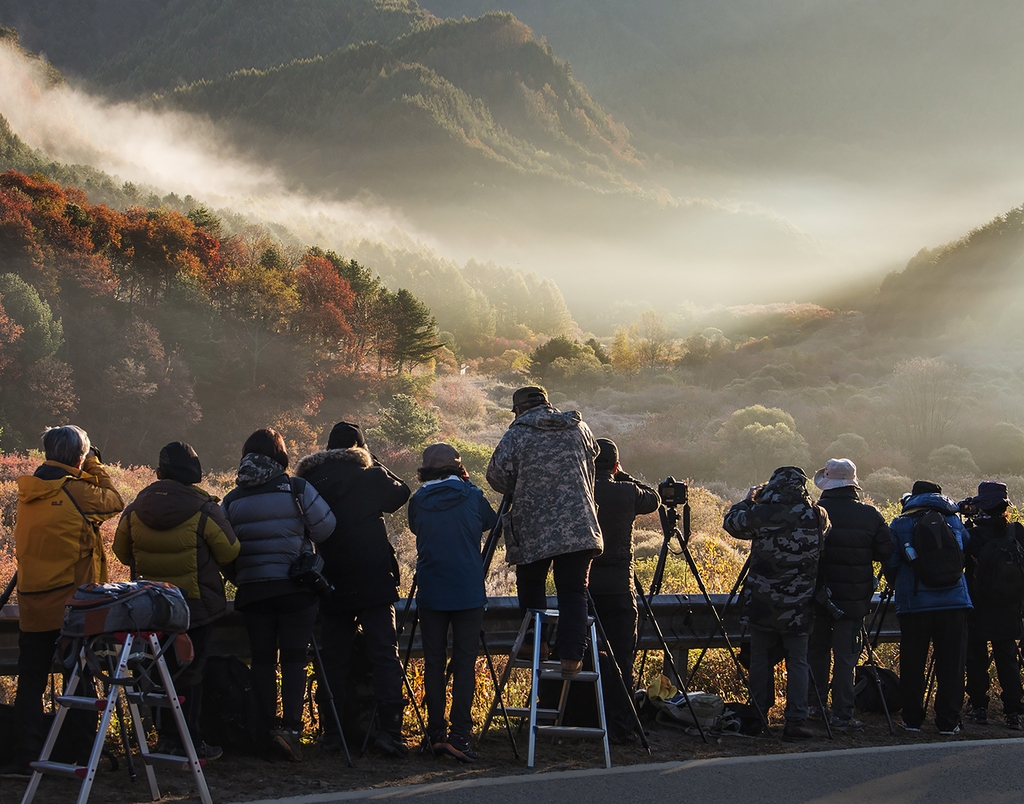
[85,446,102,463]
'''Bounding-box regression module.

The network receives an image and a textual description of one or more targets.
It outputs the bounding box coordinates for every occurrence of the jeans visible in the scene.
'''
[242,593,319,730]
[807,611,862,720]
[749,626,809,722]
[516,550,593,662]
[419,607,483,738]
[898,609,966,731]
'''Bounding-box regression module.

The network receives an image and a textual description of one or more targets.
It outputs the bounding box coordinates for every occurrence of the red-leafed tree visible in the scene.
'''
[294,253,355,353]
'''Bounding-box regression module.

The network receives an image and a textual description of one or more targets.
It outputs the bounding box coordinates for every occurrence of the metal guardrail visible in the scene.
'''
[0,594,900,675]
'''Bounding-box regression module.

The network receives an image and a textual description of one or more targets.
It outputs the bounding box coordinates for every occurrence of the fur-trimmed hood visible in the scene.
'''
[294,446,373,477]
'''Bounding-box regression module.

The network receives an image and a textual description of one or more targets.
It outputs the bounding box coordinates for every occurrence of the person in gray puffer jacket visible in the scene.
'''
[222,428,336,762]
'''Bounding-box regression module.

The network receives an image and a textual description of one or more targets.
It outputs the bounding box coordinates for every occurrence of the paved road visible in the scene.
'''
[236,739,1024,804]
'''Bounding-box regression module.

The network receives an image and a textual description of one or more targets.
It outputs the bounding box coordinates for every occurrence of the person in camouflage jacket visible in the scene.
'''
[723,466,830,740]
[486,386,602,676]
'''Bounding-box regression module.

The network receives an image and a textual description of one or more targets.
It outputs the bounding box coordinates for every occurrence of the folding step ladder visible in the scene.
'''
[484,608,610,769]
[21,631,212,804]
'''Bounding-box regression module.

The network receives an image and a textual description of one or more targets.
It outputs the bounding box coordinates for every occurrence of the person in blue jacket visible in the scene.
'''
[408,443,497,763]
[883,480,971,735]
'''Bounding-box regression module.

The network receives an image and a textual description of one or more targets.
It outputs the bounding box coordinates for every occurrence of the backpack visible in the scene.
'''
[62,580,190,638]
[854,665,903,713]
[201,655,265,755]
[653,691,726,729]
[973,522,1024,604]
[907,509,964,590]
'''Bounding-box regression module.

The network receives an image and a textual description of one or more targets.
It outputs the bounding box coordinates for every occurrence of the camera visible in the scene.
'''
[957,498,980,518]
[658,476,688,507]
[289,550,334,599]
[814,587,845,620]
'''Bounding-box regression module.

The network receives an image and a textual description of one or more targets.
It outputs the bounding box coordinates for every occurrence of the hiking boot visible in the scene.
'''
[375,729,409,758]
[442,732,479,763]
[560,659,583,678]
[1006,713,1021,731]
[0,760,32,780]
[938,724,962,736]
[782,720,814,741]
[806,706,825,721]
[610,729,639,745]
[966,707,988,724]
[829,716,863,732]
[271,728,303,762]
[422,727,448,757]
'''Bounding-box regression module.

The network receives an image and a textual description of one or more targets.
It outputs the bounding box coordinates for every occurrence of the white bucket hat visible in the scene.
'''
[813,458,860,491]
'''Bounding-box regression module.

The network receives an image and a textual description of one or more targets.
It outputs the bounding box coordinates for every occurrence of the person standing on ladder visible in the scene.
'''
[1,426,124,780]
[589,438,660,742]
[486,386,603,678]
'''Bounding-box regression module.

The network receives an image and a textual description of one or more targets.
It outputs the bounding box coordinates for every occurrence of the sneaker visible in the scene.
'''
[560,659,583,678]
[194,742,224,762]
[966,707,988,724]
[271,728,303,762]
[442,732,479,763]
[829,716,863,732]
[422,728,448,757]
[806,706,825,722]
[782,720,814,741]
[0,760,32,780]
[938,724,962,736]
[901,721,922,733]
[1006,713,1021,731]
[374,729,409,758]
[609,729,639,745]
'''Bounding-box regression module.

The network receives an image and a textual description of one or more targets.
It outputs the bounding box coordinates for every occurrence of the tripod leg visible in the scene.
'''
[807,666,833,739]
[687,558,748,685]
[479,630,520,759]
[924,650,937,713]
[310,633,353,767]
[860,625,895,735]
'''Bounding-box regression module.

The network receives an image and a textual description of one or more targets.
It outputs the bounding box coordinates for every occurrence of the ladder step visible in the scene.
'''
[143,752,207,770]
[504,707,560,720]
[29,760,89,779]
[55,695,108,711]
[538,669,600,682]
[535,726,607,739]
[125,691,185,707]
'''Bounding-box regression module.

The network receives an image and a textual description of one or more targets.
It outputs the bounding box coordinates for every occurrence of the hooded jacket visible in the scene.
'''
[723,467,830,634]
[486,405,603,565]
[293,446,410,611]
[222,454,336,608]
[590,470,661,595]
[815,486,895,619]
[883,492,971,615]
[408,476,498,611]
[14,457,124,632]
[113,479,240,628]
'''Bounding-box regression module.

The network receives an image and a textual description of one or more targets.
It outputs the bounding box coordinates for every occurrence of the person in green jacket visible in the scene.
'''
[114,441,240,761]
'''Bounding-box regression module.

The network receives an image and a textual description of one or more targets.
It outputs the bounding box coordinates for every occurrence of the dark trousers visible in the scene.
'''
[807,611,862,720]
[898,609,967,731]
[419,607,483,739]
[966,637,1024,715]
[517,550,593,662]
[320,602,405,733]
[14,630,96,766]
[590,592,638,735]
[749,626,809,722]
[242,593,319,731]
[161,624,211,746]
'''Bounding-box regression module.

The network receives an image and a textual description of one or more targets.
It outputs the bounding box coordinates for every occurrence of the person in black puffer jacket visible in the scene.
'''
[962,482,1024,730]
[222,428,336,762]
[808,458,894,731]
[590,439,660,741]
[294,421,411,757]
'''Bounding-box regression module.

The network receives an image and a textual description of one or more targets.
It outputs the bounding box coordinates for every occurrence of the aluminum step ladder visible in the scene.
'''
[484,608,610,769]
[21,631,212,804]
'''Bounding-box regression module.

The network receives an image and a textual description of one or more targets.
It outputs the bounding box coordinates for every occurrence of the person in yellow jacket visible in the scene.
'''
[113,441,240,761]
[1,425,124,779]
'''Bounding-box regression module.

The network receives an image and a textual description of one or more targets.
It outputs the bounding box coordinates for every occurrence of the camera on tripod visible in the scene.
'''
[658,476,688,508]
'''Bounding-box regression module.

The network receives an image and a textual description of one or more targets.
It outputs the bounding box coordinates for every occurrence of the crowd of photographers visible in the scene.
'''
[2,386,1023,777]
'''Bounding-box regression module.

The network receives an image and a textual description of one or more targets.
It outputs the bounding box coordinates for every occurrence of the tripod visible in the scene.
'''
[638,493,772,737]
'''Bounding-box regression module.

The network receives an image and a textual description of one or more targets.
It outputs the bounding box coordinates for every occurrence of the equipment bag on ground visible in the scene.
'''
[62,580,190,637]
[854,664,902,713]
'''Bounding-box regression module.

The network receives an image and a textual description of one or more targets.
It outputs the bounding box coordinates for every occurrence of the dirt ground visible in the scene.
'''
[7,706,1023,804]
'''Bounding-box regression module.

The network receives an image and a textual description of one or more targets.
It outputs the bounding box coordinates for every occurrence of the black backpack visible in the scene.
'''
[854,665,902,713]
[201,655,265,755]
[973,522,1024,604]
[908,509,964,591]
